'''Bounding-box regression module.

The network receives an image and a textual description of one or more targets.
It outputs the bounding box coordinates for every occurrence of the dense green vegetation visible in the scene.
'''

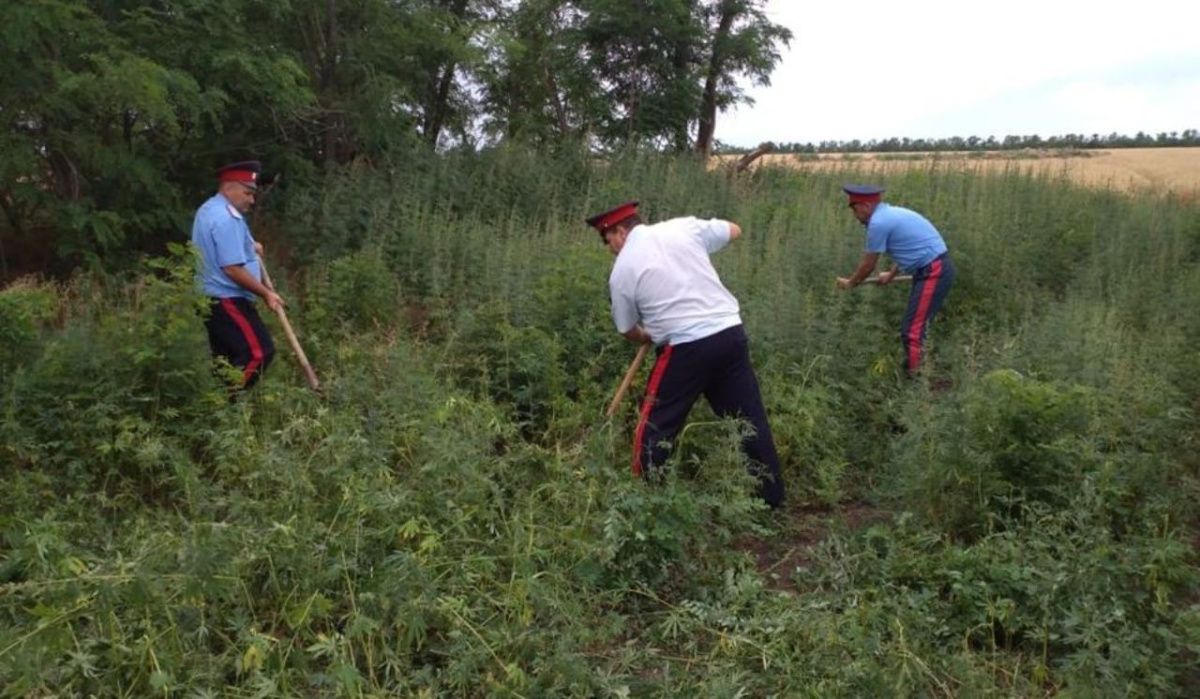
[2,151,1198,696]
[0,0,789,280]
[7,2,1195,695]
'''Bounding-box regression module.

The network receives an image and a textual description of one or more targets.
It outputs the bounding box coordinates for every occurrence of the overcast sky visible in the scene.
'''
[715,0,1200,147]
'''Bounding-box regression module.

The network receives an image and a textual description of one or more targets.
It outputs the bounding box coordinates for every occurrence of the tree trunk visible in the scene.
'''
[423,63,456,146]
[422,0,469,146]
[321,0,339,163]
[696,4,737,160]
[543,65,570,137]
[0,190,21,280]
[671,29,692,151]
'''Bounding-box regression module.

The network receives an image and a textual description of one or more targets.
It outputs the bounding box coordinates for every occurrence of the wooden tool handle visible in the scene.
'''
[257,254,321,393]
[862,274,913,285]
[275,309,321,392]
[605,343,651,417]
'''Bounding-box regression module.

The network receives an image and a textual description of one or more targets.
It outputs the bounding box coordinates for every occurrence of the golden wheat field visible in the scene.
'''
[728,147,1200,195]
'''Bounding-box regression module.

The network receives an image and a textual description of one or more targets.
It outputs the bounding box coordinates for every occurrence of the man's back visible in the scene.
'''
[609,216,741,346]
[865,203,947,273]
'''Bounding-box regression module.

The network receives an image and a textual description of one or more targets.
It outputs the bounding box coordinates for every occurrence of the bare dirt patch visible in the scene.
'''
[738,501,891,593]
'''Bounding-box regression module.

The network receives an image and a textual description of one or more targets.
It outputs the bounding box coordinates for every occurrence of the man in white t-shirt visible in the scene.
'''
[586,201,785,508]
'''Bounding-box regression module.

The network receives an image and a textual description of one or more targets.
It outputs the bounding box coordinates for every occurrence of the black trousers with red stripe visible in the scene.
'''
[633,324,785,508]
[900,253,955,375]
[204,297,275,389]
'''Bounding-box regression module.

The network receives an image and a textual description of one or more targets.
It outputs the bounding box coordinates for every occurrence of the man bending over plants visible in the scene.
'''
[836,184,955,376]
[191,160,284,393]
[586,201,785,508]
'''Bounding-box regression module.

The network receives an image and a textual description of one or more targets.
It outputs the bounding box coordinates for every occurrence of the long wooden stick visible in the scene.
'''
[605,343,651,417]
[257,254,321,393]
[861,274,913,285]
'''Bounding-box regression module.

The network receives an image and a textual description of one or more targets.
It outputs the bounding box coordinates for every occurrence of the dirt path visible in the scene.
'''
[738,501,891,592]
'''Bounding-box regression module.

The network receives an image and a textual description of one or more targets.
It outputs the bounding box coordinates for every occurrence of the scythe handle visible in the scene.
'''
[861,274,913,285]
[606,342,651,417]
[258,254,321,393]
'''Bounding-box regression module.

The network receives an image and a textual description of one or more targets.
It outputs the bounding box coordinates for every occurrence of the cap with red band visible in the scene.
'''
[585,201,639,239]
[217,160,262,189]
[842,184,884,205]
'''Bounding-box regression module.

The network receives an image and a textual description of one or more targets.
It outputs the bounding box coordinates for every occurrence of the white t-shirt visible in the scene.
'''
[609,217,742,346]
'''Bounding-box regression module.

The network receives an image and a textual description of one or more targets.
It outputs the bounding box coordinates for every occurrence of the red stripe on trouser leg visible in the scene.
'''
[631,346,674,477]
[221,298,265,385]
[906,260,942,373]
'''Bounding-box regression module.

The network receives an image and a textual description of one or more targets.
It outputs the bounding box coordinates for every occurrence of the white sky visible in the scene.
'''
[716,0,1200,147]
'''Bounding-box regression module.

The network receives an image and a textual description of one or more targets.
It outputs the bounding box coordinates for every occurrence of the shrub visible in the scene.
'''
[0,278,57,374]
[890,369,1097,537]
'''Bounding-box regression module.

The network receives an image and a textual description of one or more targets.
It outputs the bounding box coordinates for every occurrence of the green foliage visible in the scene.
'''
[761,373,849,505]
[2,155,1198,696]
[600,421,766,588]
[803,506,1199,696]
[2,1,792,277]
[891,370,1097,537]
[0,245,218,505]
[315,246,401,331]
[0,280,56,374]
[441,299,572,430]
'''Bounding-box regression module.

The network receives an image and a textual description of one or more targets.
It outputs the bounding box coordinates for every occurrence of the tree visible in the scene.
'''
[0,0,219,268]
[479,0,592,145]
[1,0,798,275]
[484,0,789,153]
[694,0,791,158]
[413,0,497,148]
[574,0,701,148]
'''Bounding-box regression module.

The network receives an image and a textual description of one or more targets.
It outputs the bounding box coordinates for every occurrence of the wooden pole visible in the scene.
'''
[257,254,321,393]
[861,274,913,285]
[605,343,651,417]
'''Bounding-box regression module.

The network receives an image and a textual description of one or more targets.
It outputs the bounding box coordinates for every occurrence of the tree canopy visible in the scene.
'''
[0,0,790,277]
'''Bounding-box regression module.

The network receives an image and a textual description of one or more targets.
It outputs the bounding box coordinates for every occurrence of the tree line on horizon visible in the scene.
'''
[720,129,1200,155]
[0,0,790,278]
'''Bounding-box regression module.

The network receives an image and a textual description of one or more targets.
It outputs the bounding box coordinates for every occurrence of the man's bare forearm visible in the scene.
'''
[845,253,881,286]
[223,265,272,299]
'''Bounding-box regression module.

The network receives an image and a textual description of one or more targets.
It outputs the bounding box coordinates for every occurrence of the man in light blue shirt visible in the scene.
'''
[191,160,284,391]
[836,184,955,376]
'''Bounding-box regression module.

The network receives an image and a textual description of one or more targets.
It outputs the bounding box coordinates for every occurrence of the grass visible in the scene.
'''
[1,149,1198,696]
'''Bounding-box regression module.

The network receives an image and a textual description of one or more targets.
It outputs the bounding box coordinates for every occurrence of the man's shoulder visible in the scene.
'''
[652,215,703,231]
[881,204,929,221]
[196,195,244,224]
[610,237,652,283]
[646,216,730,242]
[608,255,634,289]
[873,203,900,218]
[868,204,907,228]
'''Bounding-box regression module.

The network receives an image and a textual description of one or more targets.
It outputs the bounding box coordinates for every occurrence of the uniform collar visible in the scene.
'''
[864,202,887,226]
[216,192,244,220]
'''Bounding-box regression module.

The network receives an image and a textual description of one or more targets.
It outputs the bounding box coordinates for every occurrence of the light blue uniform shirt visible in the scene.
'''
[191,193,262,299]
[865,203,947,272]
